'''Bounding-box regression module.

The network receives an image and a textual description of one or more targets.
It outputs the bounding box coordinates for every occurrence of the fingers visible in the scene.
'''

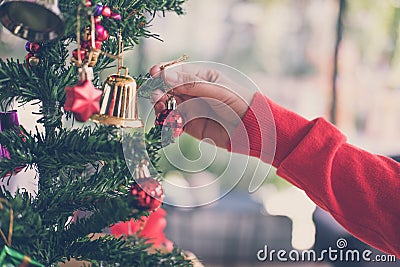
[149,64,163,78]
[166,71,227,99]
[149,62,251,119]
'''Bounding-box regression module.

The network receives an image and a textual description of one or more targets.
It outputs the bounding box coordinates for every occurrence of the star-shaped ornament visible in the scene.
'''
[64,80,102,122]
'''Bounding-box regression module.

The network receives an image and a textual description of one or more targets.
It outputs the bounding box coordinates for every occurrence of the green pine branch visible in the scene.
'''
[0,0,190,265]
[66,236,192,267]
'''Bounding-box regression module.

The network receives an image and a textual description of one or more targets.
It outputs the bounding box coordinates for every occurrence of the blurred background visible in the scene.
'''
[1,0,400,266]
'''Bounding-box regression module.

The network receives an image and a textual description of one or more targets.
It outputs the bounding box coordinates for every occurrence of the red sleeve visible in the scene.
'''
[228,92,400,257]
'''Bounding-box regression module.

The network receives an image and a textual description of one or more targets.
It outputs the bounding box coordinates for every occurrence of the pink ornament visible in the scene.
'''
[95,24,109,41]
[95,24,105,36]
[111,12,122,20]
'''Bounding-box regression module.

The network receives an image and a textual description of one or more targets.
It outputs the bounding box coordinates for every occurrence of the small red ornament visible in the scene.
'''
[25,53,34,62]
[111,12,122,20]
[94,16,102,24]
[155,95,185,138]
[130,178,164,211]
[64,80,102,122]
[82,40,102,50]
[72,49,87,61]
[165,109,184,138]
[101,6,111,17]
[29,43,40,53]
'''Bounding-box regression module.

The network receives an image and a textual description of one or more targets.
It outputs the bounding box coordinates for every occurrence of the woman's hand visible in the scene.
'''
[150,62,254,148]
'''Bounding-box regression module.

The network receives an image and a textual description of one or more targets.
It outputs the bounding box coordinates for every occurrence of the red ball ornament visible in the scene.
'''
[29,43,40,53]
[155,96,185,138]
[72,49,87,61]
[85,0,92,7]
[164,109,184,138]
[82,40,102,50]
[25,52,34,62]
[101,6,111,17]
[130,178,164,211]
[64,80,102,122]
[94,16,102,24]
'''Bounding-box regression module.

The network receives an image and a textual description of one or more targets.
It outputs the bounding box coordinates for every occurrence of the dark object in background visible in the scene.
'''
[164,191,292,267]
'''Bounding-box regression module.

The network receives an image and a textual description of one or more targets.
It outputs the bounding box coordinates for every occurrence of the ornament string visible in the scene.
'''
[117,28,124,75]
[76,4,82,66]
[160,55,189,95]
[74,4,120,68]
[160,55,189,70]
[85,15,96,65]
[0,198,13,247]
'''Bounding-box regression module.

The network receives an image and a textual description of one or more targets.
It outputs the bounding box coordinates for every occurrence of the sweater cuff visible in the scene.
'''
[228,92,318,168]
[227,92,276,166]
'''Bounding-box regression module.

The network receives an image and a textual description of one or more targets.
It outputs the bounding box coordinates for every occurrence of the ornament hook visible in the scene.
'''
[117,28,125,75]
[160,55,189,70]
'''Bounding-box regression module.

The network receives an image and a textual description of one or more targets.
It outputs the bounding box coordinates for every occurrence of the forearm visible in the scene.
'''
[229,92,400,257]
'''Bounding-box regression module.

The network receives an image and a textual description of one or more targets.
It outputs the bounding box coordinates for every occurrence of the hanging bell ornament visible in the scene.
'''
[155,95,185,138]
[91,67,143,128]
[0,0,65,42]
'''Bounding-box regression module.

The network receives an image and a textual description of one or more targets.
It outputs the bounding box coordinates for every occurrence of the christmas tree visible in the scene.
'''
[0,0,192,266]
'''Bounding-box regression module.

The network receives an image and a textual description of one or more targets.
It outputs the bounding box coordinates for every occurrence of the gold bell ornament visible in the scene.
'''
[91,32,143,128]
[91,67,143,128]
[0,0,65,42]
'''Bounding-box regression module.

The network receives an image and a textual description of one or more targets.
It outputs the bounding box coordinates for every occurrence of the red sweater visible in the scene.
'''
[229,92,400,257]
